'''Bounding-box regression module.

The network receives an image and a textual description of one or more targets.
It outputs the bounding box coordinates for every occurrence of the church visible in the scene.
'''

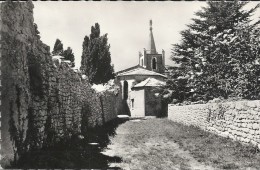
[115,20,168,118]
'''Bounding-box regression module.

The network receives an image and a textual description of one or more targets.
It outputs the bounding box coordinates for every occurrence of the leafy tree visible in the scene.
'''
[171,1,260,102]
[52,39,75,67]
[81,23,115,84]
[165,66,191,103]
[52,39,64,56]
[81,36,90,74]
[63,47,75,67]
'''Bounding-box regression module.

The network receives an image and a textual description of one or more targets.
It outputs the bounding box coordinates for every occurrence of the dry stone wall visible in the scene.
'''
[100,91,117,123]
[0,1,118,166]
[168,100,260,149]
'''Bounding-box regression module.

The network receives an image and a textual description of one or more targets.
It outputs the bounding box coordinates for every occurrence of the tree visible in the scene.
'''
[81,36,90,74]
[63,47,75,67]
[80,23,115,84]
[52,39,75,67]
[171,1,260,102]
[165,66,191,103]
[52,39,64,56]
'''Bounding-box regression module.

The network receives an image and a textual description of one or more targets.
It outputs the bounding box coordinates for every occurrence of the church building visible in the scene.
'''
[115,20,168,118]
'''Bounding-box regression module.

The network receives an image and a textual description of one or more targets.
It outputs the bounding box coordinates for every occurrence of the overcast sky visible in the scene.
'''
[33,2,260,72]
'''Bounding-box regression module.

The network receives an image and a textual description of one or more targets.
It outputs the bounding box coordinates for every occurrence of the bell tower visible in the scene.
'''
[139,20,165,74]
[148,20,157,54]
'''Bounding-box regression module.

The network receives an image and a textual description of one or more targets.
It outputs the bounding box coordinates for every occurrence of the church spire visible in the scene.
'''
[148,20,157,54]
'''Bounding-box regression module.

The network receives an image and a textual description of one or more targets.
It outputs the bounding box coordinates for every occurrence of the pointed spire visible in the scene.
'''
[148,20,157,54]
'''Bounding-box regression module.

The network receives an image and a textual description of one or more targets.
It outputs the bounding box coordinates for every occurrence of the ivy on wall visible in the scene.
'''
[8,100,26,163]
[25,107,40,150]
[27,51,44,98]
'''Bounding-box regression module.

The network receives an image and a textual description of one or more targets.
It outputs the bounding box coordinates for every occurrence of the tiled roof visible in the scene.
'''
[117,67,167,78]
[133,78,166,88]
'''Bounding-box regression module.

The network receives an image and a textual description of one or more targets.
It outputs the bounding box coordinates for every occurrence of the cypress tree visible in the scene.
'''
[81,23,115,84]
[52,39,64,56]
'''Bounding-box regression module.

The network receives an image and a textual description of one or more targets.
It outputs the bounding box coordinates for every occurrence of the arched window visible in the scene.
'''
[123,81,128,100]
[152,58,157,70]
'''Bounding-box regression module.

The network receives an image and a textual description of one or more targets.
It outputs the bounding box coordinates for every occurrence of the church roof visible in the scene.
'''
[116,65,141,74]
[133,78,166,88]
[117,67,167,78]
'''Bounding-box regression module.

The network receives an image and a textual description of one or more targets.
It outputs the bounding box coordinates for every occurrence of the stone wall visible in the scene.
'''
[0,1,2,164]
[100,91,117,123]
[168,100,260,149]
[1,1,37,163]
[0,1,118,166]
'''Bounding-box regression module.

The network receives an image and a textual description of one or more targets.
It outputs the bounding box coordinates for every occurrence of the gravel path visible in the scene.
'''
[102,118,215,170]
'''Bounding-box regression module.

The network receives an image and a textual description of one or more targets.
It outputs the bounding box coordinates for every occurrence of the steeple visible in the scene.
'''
[148,20,157,54]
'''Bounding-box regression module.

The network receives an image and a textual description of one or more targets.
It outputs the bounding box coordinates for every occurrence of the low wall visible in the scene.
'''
[168,100,260,149]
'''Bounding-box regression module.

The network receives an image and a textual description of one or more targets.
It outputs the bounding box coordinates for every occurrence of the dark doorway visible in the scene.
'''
[123,81,128,100]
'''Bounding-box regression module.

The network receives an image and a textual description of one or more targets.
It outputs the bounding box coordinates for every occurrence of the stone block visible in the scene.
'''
[249,129,255,135]
[235,101,247,110]
[252,123,259,130]
[247,101,258,108]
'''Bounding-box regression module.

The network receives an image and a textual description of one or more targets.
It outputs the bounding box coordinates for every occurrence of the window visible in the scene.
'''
[141,59,144,66]
[123,81,128,100]
[131,99,134,109]
[152,57,157,70]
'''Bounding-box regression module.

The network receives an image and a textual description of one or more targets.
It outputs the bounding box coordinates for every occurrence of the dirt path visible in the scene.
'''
[102,118,215,170]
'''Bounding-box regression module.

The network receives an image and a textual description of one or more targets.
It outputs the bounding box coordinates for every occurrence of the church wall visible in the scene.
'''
[115,75,164,116]
[115,74,166,117]
[129,89,145,117]
[116,75,164,94]
[145,87,162,117]
[114,78,131,116]
[117,78,138,116]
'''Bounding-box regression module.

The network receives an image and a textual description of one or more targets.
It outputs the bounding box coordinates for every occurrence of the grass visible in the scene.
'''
[104,118,260,169]
[9,118,260,169]
[165,120,260,169]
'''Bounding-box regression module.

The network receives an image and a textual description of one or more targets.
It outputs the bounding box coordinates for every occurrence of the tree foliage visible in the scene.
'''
[63,47,75,67]
[52,39,75,67]
[81,23,115,84]
[52,39,64,56]
[170,1,260,103]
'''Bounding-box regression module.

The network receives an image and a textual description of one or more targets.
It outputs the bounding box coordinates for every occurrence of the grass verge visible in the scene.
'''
[166,120,260,169]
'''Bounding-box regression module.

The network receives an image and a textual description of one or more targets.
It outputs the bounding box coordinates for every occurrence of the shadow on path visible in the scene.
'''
[9,118,128,169]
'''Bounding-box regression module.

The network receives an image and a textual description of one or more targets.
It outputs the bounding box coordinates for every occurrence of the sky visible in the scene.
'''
[33,1,260,72]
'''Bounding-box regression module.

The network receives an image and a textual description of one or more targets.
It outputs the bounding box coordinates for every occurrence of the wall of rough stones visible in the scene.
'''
[168,100,260,149]
[0,1,118,166]
[0,1,2,164]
